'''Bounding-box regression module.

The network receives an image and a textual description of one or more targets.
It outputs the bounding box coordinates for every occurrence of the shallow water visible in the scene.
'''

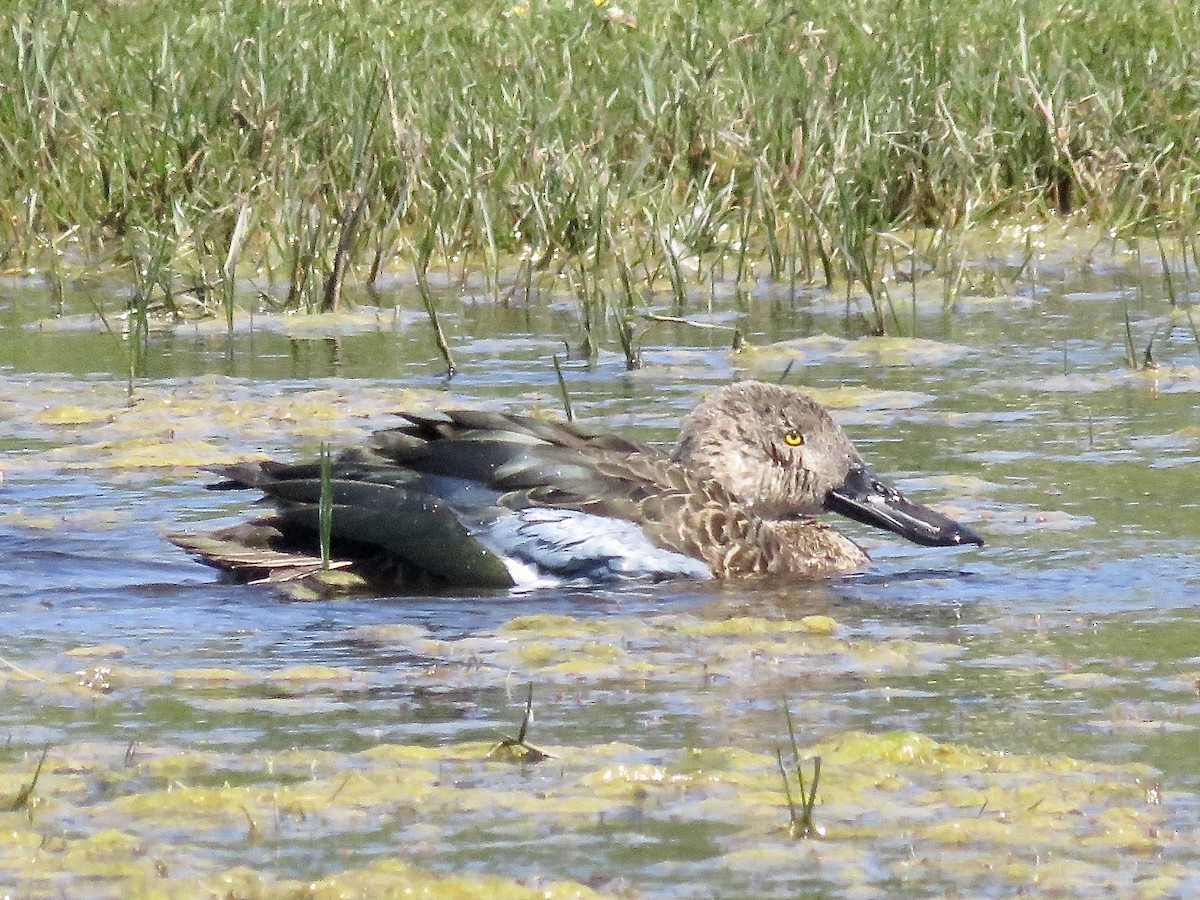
[1,232,1199,896]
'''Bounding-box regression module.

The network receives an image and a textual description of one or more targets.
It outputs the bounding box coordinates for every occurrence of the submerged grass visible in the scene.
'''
[7,745,49,814]
[777,702,822,839]
[3,1,1200,342]
[318,442,333,570]
[486,684,554,763]
[414,222,458,377]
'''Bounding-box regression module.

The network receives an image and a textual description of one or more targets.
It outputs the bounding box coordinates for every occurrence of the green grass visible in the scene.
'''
[777,701,821,839]
[318,442,333,570]
[3,0,1200,336]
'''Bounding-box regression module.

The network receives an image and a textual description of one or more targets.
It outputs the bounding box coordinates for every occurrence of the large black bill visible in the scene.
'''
[824,464,984,548]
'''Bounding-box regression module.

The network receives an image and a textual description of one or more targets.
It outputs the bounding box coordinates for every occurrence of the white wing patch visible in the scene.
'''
[479,508,711,589]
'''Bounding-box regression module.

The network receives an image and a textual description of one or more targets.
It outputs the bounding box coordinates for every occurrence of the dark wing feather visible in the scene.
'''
[275,499,514,589]
[373,409,673,510]
[180,456,516,588]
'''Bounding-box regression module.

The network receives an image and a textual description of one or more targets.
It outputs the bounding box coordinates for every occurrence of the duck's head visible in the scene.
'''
[673,381,983,548]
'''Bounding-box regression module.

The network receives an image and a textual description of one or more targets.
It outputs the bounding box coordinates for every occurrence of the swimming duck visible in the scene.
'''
[171,381,982,590]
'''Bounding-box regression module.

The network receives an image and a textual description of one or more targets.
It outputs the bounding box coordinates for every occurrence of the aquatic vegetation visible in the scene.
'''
[0,376,444,474]
[487,684,555,763]
[317,442,333,570]
[5,0,1200,341]
[742,334,972,370]
[0,662,1185,897]
[777,702,822,839]
[6,745,48,814]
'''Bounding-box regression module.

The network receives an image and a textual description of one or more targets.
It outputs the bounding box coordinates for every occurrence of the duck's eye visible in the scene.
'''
[782,429,804,447]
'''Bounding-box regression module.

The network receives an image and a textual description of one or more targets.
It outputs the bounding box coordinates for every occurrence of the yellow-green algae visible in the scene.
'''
[674,614,839,637]
[0,605,1190,896]
[0,508,128,531]
[0,609,923,727]
[34,306,414,340]
[1025,365,1200,395]
[0,728,1182,898]
[340,611,965,689]
[741,334,972,370]
[0,840,602,900]
[0,375,499,473]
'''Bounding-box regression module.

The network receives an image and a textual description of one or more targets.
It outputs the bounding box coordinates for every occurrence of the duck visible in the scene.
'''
[170,381,982,591]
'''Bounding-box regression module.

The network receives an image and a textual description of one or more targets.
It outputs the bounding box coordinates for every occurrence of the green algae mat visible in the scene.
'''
[2,610,1192,898]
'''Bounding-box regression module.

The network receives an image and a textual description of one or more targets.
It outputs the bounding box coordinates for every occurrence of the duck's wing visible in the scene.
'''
[372,409,676,514]
[175,455,517,589]
[373,410,657,488]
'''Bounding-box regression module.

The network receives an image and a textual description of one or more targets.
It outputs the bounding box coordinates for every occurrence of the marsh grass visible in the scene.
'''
[486,684,554,763]
[1122,297,1141,370]
[1184,307,1200,362]
[414,223,457,378]
[551,354,574,421]
[777,702,822,839]
[5,0,1200,342]
[7,745,49,815]
[318,443,333,570]
[1160,235,1200,361]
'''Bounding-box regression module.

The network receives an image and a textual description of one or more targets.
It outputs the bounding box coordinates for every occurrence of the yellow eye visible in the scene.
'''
[783,429,804,447]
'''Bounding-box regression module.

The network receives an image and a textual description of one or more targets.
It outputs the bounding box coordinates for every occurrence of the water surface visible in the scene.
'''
[1,238,1198,896]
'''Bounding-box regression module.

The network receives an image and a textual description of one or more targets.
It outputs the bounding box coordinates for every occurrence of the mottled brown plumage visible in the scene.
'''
[171,381,982,590]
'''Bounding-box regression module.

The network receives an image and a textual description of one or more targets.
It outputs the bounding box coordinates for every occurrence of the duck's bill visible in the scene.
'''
[824,464,984,548]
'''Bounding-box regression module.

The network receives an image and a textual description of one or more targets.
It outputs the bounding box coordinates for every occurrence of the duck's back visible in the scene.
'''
[373,409,713,586]
[177,410,713,590]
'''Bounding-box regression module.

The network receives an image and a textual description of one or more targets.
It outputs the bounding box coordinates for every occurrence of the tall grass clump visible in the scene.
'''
[2,0,1200,337]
